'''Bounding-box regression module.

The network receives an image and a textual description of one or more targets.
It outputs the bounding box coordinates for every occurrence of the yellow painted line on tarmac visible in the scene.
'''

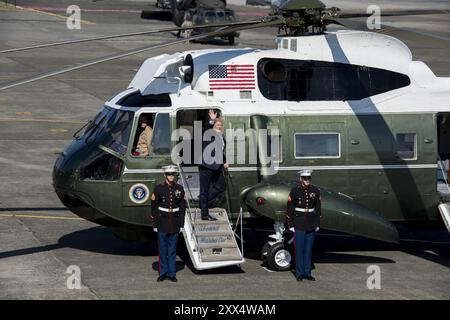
[20,6,95,25]
[0,213,84,221]
[15,111,33,115]
[49,128,69,133]
[0,117,85,124]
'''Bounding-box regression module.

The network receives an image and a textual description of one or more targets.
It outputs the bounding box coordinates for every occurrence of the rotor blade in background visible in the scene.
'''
[337,9,449,19]
[0,18,270,54]
[0,18,283,91]
[325,18,368,31]
[327,14,450,40]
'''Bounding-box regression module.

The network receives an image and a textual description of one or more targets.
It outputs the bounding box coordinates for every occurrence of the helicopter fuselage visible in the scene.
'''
[53,30,450,241]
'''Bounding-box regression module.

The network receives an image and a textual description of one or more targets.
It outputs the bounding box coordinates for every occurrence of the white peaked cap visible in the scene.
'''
[163,165,178,173]
[298,169,313,177]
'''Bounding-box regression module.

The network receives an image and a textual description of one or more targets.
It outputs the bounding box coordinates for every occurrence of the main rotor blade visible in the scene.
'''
[0,18,283,91]
[0,18,271,54]
[325,18,367,30]
[337,9,449,19]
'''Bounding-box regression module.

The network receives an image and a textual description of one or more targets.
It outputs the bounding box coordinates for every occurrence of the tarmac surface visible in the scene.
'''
[0,0,449,299]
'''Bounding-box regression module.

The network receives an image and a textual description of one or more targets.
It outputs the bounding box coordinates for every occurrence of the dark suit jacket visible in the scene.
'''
[200,130,226,171]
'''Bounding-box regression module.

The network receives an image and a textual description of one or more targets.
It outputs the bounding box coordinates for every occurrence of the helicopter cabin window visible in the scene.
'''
[257,58,411,101]
[395,133,417,160]
[295,133,340,158]
[79,149,123,181]
[132,113,171,157]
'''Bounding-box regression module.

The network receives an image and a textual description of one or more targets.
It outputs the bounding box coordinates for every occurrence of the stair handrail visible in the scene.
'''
[438,156,450,194]
[232,206,244,259]
[176,161,198,247]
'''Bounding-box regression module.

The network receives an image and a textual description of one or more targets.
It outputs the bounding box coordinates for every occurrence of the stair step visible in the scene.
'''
[193,224,230,233]
[201,254,243,262]
[198,241,237,249]
[193,220,229,225]
[187,208,229,222]
[182,205,243,270]
[194,231,233,237]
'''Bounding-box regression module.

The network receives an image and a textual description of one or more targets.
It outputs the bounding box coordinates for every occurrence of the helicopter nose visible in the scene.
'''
[52,152,76,191]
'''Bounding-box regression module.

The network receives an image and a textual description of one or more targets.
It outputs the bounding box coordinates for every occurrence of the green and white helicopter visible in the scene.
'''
[1,0,450,271]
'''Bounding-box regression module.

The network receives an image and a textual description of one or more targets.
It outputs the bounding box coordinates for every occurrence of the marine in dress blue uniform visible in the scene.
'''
[151,165,186,282]
[286,169,322,281]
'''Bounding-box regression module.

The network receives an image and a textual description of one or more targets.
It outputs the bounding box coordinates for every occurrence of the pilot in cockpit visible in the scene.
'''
[135,116,153,156]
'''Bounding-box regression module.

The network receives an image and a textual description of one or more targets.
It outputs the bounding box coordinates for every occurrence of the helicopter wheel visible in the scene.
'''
[265,242,292,271]
[260,242,271,262]
[228,36,235,45]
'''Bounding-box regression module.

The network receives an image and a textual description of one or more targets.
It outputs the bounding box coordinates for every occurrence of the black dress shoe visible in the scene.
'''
[168,276,178,282]
[201,215,217,221]
[296,276,303,281]
[305,276,316,281]
[157,275,167,282]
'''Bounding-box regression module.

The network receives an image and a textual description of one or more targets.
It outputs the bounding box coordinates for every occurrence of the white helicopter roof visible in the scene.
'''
[130,30,413,92]
[121,30,450,116]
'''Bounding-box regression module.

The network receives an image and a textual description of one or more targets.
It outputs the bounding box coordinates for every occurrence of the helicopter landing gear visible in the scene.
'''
[261,221,292,271]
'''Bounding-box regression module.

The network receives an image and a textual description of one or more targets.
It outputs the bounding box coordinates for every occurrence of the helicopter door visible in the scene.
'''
[175,108,223,200]
[438,113,450,186]
[122,112,172,208]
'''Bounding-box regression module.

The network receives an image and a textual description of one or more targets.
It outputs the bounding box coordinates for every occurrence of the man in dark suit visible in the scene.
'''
[199,116,228,221]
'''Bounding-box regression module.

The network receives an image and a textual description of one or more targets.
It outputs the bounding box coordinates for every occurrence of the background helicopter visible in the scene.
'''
[1,0,450,271]
[144,0,228,26]
[143,0,240,44]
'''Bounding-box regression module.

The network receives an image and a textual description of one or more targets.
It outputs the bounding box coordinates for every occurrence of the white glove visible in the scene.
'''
[153,228,157,232]
[179,228,184,233]
[289,227,295,232]
[315,227,320,232]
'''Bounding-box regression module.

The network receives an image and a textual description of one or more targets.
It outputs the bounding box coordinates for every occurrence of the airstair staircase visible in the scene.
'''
[177,165,245,270]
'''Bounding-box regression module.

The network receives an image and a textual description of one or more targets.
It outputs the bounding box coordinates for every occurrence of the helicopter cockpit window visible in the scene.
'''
[132,113,155,157]
[102,109,134,155]
[79,149,123,181]
[132,113,171,157]
[257,58,410,101]
[80,106,111,139]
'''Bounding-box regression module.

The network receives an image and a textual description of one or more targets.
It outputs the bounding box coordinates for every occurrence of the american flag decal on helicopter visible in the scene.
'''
[208,64,255,90]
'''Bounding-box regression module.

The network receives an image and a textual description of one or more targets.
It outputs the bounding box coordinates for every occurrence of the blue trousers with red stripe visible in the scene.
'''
[157,232,178,277]
[294,230,316,278]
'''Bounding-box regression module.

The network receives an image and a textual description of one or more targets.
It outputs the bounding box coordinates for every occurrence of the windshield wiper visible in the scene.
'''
[85,115,107,144]
[73,119,93,140]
